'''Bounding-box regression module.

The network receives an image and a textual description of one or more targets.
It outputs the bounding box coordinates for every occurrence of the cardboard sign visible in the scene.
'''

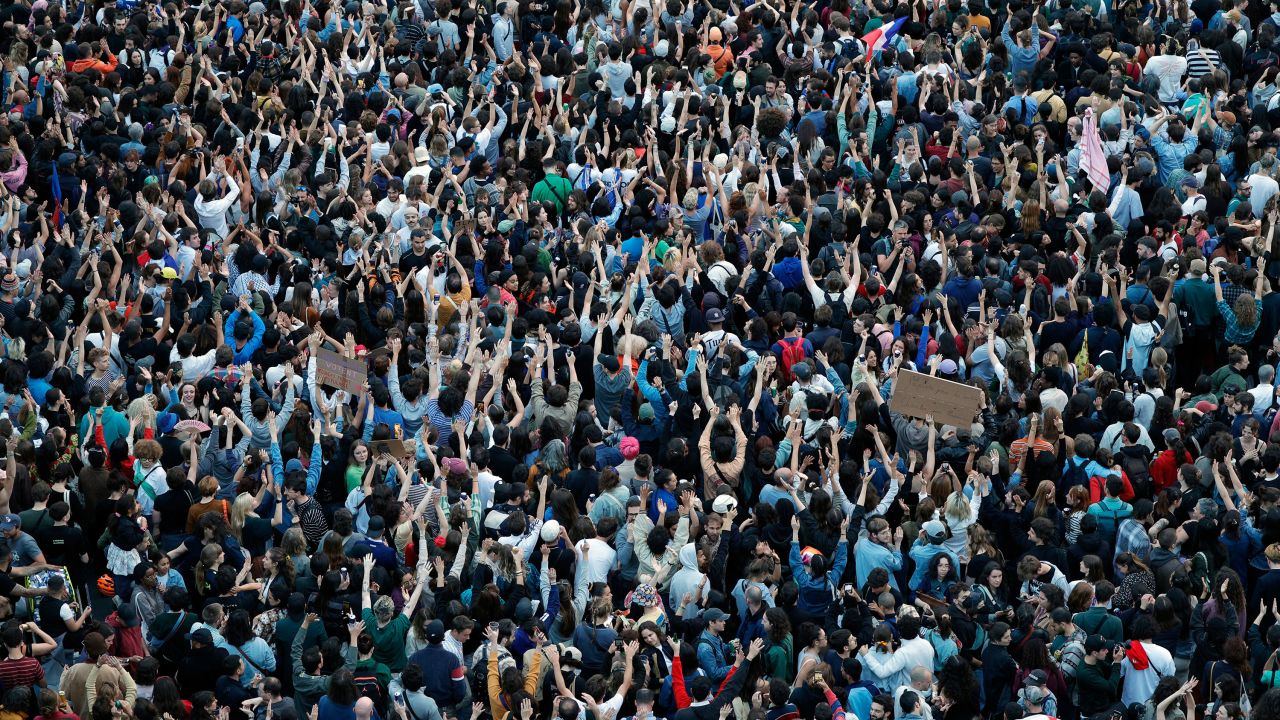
[890,369,985,429]
[370,438,409,459]
[315,348,367,395]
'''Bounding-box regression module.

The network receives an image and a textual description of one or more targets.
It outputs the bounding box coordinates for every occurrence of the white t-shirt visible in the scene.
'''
[1121,642,1175,706]
[575,538,616,585]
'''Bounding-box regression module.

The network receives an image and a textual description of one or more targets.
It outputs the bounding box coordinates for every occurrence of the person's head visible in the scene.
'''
[871,694,893,720]
[899,690,921,717]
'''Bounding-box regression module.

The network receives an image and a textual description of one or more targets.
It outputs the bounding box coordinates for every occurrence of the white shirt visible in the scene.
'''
[1251,382,1276,416]
[477,471,500,511]
[575,538,616,585]
[1180,193,1206,216]
[194,174,240,240]
[1120,641,1175,706]
[860,635,935,691]
[1143,55,1188,104]
[171,348,217,382]
[1251,173,1280,217]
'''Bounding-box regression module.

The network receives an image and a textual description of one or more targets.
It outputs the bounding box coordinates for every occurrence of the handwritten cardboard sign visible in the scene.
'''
[315,348,367,395]
[890,370,985,429]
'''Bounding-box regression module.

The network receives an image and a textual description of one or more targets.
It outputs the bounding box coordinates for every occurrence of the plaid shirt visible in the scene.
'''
[1218,298,1263,344]
[1115,517,1151,569]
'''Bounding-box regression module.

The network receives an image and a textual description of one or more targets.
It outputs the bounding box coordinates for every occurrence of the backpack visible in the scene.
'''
[1118,447,1152,498]
[1091,502,1125,545]
[353,666,387,713]
[823,291,851,330]
[923,627,961,671]
[1059,457,1090,504]
[777,337,807,383]
[837,37,862,62]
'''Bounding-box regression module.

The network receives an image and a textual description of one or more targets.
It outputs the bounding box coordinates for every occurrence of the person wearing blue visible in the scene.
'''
[695,607,735,683]
[1000,6,1046,81]
[223,296,266,365]
[908,520,961,593]
[790,513,850,623]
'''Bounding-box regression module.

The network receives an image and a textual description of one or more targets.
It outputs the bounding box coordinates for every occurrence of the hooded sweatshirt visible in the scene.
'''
[669,543,708,613]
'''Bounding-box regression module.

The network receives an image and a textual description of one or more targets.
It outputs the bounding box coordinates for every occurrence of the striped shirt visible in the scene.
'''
[0,656,43,690]
[425,398,474,447]
[296,498,329,548]
[1186,48,1222,79]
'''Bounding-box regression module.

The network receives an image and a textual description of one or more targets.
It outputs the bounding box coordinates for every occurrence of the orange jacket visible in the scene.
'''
[68,52,118,74]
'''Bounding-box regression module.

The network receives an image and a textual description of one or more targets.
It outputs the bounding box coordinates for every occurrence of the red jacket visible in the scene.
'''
[1151,449,1193,494]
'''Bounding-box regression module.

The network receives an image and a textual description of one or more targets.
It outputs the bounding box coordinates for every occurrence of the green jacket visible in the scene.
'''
[1210,365,1248,399]
[1075,659,1122,716]
[1172,279,1217,334]
[1073,606,1123,646]
[764,635,794,683]
[531,174,573,214]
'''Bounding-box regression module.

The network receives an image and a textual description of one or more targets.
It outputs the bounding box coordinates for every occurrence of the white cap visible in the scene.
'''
[540,519,562,543]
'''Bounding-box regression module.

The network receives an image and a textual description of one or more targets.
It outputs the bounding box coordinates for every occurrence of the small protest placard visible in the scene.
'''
[315,348,367,395]
[890,370,985,429]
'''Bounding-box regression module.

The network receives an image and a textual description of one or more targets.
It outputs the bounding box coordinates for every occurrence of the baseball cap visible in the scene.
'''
[702,607,730,622]
[1195,400,1218,413]
[922,519,947,540]
[189,627,214,645]
[0,514,20,532]
[560,646,584,667]
[540,519,562,543]
[1084,634,1109,653]
[706,307,725,324]
[1023,669,1049,686]
[426,619,446,643]
[711,495,738,514]
[598,354,621,373]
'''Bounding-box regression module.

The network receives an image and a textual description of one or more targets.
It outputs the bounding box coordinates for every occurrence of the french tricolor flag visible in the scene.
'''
[861,17,907,61]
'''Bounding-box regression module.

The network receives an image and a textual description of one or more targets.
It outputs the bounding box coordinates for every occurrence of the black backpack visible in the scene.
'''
[1118,446,1153,499]
[1059,456,1090,503]
[353,666,387,714]
[823,290,851,330]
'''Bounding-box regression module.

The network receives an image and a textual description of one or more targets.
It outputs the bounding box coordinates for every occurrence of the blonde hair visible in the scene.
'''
[944,491,973,524]
[127,397,158,434]
[230,493,255,542]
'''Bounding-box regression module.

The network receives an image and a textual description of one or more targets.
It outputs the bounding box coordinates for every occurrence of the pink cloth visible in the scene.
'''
[1079,108,1111,194]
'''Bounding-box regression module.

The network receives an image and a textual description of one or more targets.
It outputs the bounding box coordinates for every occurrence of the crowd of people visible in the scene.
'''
[8,0,1280,719]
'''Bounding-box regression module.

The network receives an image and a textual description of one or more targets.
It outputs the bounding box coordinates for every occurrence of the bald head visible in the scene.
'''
[910,666,933,689]
[354,698,375,718]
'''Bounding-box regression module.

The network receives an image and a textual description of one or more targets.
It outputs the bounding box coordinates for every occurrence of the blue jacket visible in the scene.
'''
[696,630,734,683]
[406,645,465,707]
[854,535,903,591]
[791,539,849,618]
[908,541,960,593]
[224,309,265,364]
